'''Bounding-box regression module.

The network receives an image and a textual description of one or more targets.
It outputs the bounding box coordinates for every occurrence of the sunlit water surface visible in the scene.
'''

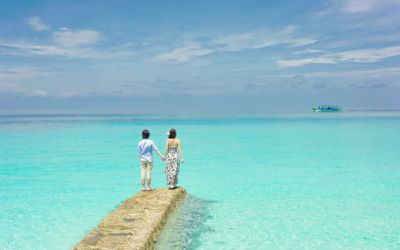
[1,113,399,249]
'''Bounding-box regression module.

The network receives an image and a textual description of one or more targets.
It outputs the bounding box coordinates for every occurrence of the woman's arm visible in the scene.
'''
[163,139,169,158]
[178,140,185,162]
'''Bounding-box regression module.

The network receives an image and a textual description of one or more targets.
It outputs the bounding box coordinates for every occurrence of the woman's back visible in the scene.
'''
[167,138,180,149]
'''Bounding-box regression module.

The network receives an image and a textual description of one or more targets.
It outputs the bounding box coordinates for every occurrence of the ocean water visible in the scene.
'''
[1,113,400,249]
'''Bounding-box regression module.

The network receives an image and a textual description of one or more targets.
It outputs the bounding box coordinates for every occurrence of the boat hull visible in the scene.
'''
[312,106,341,112]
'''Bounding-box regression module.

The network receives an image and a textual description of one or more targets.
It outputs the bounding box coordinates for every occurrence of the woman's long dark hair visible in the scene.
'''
[168,129,176,139]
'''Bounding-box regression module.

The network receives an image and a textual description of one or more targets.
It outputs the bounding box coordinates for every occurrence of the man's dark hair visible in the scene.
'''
[142,129,150,139]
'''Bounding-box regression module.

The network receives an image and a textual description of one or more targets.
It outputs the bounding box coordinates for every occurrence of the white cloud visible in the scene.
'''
[334,45,400,62]
[153,42,213,63]
[213,33,256,52]
[0,66,55,81]
[0,82,19,93]
[27,16,50,31]
[0,40,135,59]
[0,26,137,59]
[53,28,101,47]
[213,27,316,52]
[309,0,400,47]
[303,67,400,78]
[62,92,76,97]
[341,0,380,13]
[0,41,87,57]
[320,0,400,15]
[29,89,48,97]
[278,45,400,67]
[153,26,317,64]
[279,25,299,35]
[293,49,324,55]
[287,38,318,47]
[277,57,336,67]
[0,67,51,97]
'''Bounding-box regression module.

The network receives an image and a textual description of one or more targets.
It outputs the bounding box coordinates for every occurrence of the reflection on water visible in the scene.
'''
[155,195,214,250]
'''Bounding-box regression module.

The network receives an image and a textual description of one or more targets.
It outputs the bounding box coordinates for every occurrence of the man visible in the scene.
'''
[138,129,164,191]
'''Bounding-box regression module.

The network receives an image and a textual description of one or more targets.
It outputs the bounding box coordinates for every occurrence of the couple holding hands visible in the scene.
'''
[138,128,185,191]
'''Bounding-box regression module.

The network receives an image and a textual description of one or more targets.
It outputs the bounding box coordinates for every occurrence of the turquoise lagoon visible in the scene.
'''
[1,113,400,249]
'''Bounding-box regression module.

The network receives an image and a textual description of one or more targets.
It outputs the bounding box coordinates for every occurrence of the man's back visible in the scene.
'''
[138,139,158,162]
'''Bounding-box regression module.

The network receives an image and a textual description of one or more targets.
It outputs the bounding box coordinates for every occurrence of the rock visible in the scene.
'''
[73,188,186,250]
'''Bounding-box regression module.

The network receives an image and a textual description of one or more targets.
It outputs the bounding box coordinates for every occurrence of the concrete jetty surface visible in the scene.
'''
[74,188,186,250]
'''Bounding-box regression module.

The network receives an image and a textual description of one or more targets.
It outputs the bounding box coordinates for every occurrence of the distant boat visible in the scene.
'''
[312,105,341,112]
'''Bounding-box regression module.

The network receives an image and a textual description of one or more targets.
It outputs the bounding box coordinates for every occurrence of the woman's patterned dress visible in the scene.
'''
[165,146,180,186]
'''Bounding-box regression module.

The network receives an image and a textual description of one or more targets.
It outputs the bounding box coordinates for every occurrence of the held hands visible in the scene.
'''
[162,156,166,161]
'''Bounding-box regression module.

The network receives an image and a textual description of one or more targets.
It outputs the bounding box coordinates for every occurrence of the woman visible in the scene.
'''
[164,129,185,189]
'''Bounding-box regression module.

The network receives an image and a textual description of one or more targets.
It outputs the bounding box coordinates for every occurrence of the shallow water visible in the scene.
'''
[1,112,400,249]
[155,195,214,249]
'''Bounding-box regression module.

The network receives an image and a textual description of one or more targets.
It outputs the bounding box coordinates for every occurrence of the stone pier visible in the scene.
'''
[74,188,186,250]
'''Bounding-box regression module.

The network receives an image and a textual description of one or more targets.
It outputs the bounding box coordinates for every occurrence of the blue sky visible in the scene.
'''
[0,0,399,114]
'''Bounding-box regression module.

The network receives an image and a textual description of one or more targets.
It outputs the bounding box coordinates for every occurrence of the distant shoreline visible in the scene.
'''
[1,109,400,117]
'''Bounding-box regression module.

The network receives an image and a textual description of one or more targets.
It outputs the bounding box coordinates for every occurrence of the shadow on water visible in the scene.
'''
[155,194,215,250]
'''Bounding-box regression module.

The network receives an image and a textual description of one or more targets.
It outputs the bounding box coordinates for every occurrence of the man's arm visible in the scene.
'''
[153,142,165,161]
[156,149,165,161]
